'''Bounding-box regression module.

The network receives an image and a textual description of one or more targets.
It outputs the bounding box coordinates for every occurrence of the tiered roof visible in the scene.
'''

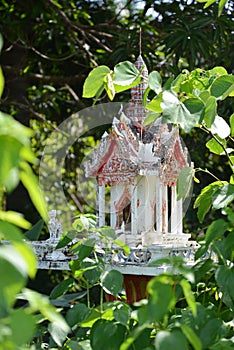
[85,55,189,186]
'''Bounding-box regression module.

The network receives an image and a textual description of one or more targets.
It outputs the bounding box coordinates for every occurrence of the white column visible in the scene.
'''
[98,183,105,227]
[131,178,138,235]
[155,177,162,232]
[171,185,177,233]
[177,198,183,233]
[110,186,116,229]
[162,185,168,233]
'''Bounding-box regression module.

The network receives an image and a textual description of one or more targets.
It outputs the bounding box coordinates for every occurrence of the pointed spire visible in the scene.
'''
[125,32,148,123]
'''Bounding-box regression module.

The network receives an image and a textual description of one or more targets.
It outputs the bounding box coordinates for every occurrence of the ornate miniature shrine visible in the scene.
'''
[30,55,198,285]
[85,55,194,250]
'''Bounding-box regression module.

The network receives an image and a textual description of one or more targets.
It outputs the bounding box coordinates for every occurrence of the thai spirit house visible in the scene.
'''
[85,55,192,251]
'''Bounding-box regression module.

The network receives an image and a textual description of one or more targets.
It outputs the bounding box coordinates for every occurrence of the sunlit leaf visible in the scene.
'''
[206,138,226,155]
[114,61,140,86]
[180,279,197,316]
[203,96,217,128]
[0,135,21,186]
[210,75,234,100]
[143,111,161,126]
[148,71,162,94]
[101,269,123,296]
[82,66,110,98]
[210,115,230,138]
[194,181,225,222]
[212,184,234,209]
[161,91,199,132]
[13,241,37,278]
[230,113,234,137]
[0,210,31,229]
[114,76,141,93]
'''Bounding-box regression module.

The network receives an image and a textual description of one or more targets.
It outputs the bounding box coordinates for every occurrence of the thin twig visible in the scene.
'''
[202,125,234,166]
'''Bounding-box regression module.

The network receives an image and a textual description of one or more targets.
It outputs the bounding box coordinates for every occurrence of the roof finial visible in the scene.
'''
[139,27,142,56]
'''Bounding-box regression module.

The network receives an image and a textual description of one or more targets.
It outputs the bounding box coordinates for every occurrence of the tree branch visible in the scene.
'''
[2,65,86,85]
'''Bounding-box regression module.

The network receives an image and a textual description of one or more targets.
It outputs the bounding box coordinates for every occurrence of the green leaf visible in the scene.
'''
[66,303,91,327]
[24,219,44,241]
[210,75,234,100]
[50,278,74,299]
[104,72,115,100]
[177,167,194,200]
[216,266,234,299]
[13,241,37,278]
[71,241,94,260]
[206,138,226,155]
[0,221,23,241]
[0,135,21,186]
[210,115,230,139]
[200,318,227,349]
[183,97,204,115]
[148,71,162,94]
[114,76,141,93]
[161,91,199,132]
[146,93,163,113]
[203,96,217,128]
[210,66,228,76]
[212,184,234,209]
[0,210,31,229]
[180,325,202,350]
[91,319,126,350]
[194,181,224,222]
[0,111,32,141]
[155,330,188,350]
[65,340,85,350]
[82,66,110,98]
[230,114,234,137]
[205,219,228,246]
[218,0,228,16]
[20,162,48,221]
[180,279,196,316]
[23,288,70,344]
[113,304,131,326]
[81,257,104,284]
[98,226,116,240]
[10,309,35,346]
[49,320,69,347]
[143,111,161,126]
[101,270,123,296]
[0,66,4,99]
[113,61,140,86]
[0,251,26,306]
[147,277,175,323]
